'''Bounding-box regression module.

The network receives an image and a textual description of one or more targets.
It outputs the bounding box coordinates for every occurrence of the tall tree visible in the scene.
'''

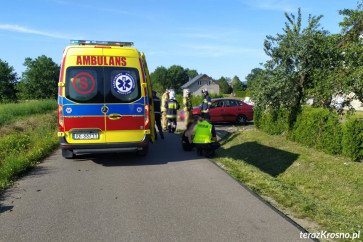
[150,66,168,93]
[216,77,232,94]
[246,68,264,91]
[231,75,245,92]
[167,65,189,93]
[17,55,60,99]
[336,1,363,102]
[260,8,328,127]
[0,59,18,102]
[308,34,342,107]
[185,68,199,80]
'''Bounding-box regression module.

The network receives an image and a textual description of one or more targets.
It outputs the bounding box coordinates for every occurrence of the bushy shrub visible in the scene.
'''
[0,131,30,163]
[253,107,262,128]
[255,107,362,160]
[342,118,363,161]
[258,108,288,135]
[289,107,342,154]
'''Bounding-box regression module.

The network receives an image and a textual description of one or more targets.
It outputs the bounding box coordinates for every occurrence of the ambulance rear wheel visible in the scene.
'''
[62,149,75,159]
[137,145,149,156]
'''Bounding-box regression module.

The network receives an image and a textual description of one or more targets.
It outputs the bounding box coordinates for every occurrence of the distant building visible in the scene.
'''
[181,74,219,96]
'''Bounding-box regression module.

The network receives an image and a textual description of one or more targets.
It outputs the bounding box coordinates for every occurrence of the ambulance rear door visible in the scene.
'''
[102,48,147,143]
[62,47,107,144]
[140,52,155,143]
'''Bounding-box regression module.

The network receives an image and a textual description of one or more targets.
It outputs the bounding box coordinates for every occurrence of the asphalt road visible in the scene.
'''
[0,132,309,242]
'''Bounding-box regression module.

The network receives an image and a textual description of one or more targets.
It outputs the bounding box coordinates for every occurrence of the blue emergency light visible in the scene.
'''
[70,40,134,47]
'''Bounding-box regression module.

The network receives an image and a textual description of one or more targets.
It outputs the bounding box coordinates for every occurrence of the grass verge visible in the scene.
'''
[0,112,59,192]
[0,99,57,127]
[214,130,362,238]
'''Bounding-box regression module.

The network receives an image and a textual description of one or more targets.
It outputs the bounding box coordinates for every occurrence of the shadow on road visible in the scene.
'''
[76,122,255,167]
[217,140,299,177]
[74,133,202,167]
[0,205,13,214]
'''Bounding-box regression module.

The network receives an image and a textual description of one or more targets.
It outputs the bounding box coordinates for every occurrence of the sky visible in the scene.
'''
[0,0,359,82]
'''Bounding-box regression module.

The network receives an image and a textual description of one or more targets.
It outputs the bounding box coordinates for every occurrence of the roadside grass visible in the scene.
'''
[0,99,57,127]
[0,112,59,192]
[214,130,362,237]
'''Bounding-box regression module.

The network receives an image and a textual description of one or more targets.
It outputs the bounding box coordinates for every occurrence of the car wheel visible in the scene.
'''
[62,149,75,159]
[137,145,149,156]
[236,115,247,125]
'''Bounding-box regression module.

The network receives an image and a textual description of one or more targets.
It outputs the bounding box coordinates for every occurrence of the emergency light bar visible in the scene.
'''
[70,40,134,47]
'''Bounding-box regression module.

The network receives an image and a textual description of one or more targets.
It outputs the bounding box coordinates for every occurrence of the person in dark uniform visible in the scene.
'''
[152,90,164,139]
[201,89,212,120]
[164,90,180,133]
[182,121,196,151]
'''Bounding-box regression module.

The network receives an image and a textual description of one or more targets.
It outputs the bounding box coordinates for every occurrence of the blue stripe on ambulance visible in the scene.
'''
[61,97,145,105]
[106,104,144,116]
[63,104,145,117]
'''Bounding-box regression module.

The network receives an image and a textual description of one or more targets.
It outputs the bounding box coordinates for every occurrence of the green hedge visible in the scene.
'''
[289,108,342,155]
[342,118,363,161]
[258,108,288,135]
[254,107,362,161]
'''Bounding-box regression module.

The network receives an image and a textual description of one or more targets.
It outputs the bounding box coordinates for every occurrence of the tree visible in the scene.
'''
[150,65,198,93]
[336,1,363,102]
[17,55,60,99]
[259,8,329,127]
[246,68,264,91]
[150,66,168,93]
[216,77,232,94]
[307,34,342,107]
[185,68,199,80]
[0,59,18,102]
[231,75,245,92]
[166,65,189,94]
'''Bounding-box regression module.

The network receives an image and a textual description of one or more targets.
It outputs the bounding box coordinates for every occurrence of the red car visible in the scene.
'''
[192,98,254,124]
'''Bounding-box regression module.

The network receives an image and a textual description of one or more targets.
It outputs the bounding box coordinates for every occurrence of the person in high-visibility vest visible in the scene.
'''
[183,90,193,126]
[161,90,169,131]
[193,119,220,157]
[200,89,212,120]
[164,90,180,133]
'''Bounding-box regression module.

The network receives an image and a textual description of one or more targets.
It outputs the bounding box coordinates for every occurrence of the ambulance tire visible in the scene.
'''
[62,149,75,159]
[137,145,149,156]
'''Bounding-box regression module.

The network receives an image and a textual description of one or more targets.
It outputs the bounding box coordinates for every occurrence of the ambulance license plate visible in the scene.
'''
[73,133,99,140]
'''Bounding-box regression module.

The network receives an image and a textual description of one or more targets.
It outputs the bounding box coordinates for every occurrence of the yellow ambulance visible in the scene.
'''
[58,40,155,158]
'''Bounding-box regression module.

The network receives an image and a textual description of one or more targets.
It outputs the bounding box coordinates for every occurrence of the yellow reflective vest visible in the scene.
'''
[193,121,213,144]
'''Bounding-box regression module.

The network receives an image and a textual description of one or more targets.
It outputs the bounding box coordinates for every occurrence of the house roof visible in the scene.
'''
[181,74,211,89]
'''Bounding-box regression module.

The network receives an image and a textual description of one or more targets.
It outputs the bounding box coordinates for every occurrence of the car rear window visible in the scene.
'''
[65,67,141,103]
